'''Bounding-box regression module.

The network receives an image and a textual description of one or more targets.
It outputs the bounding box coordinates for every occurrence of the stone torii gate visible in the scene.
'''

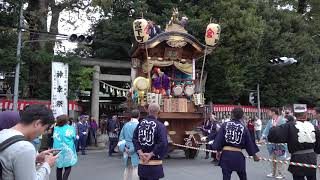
[80,58,131,121]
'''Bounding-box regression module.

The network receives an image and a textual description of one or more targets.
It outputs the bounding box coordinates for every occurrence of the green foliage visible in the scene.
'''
[0,0,96,100]
[76,67,94,91]
[92,0,320,107]
[1,0,319,107]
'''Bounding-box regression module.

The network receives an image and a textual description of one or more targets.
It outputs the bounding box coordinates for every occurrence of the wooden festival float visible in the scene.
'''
[128,9,220,158]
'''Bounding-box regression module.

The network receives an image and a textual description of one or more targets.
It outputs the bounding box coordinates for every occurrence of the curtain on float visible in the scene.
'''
[142,60,193,75]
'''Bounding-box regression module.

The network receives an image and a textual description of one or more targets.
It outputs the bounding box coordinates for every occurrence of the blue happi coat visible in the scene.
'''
[133,115,168,179]
[212,120,259,172]
[262,117,288,160]
[53,125,78,168]
[118,119,140,167]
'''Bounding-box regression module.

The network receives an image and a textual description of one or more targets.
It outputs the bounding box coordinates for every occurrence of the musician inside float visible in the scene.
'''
[151,67,171,96]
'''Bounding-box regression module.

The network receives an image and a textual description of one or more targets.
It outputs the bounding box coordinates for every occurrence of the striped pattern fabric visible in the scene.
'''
[0,100,81,111]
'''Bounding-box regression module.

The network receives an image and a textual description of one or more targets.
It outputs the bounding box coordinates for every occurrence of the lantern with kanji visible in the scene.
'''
[205,23,221,46]
[133,18,149,43]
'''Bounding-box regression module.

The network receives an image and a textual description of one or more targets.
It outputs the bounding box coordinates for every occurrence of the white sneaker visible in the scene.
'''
[266,173,275,178]
[275,175,285,179]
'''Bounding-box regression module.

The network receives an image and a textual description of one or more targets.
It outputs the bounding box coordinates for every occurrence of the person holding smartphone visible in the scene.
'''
[0,104,57,180]
[53,115,78,180]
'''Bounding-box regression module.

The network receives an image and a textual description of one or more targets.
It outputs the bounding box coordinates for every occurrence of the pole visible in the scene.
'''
[13,2,23,111]
[257,83,261,120]
[91,65,100,123]
[199,46,207,94]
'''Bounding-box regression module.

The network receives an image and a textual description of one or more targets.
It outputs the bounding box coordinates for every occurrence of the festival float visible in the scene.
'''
[128,9,220,158]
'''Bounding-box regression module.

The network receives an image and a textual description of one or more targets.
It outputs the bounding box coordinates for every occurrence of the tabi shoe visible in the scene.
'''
[266,173,275,178]
[275,175,285,179]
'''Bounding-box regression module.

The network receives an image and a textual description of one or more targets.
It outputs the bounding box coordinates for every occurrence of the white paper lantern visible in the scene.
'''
[133,18,149,43]
[205,23,221,46]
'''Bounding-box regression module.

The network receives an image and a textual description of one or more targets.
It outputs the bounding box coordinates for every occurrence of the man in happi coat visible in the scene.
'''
[212,108,260,180]
[201,114,213,159]
[268,106,320,180]
[133,103,168,180]
[201,113,220,164]
[118,109,140,180]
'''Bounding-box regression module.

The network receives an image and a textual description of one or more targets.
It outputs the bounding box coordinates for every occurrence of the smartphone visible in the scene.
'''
[52,149,61,156]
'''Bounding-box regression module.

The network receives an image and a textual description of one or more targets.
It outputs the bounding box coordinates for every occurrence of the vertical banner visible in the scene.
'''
[51,62,69,118]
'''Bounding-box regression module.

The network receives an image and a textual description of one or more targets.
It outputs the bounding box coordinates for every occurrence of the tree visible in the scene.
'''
[0,0,96,100]
[90,0,320,107]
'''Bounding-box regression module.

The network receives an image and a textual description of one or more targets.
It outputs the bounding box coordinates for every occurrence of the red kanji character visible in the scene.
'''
[206,28,215,38]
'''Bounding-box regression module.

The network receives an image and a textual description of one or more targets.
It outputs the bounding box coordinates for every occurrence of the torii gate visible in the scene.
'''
[80,58,131,121]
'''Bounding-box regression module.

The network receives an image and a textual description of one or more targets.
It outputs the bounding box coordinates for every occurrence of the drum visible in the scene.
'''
[173,85,183,96]
[133,77,149,91]
[184,84,195,96]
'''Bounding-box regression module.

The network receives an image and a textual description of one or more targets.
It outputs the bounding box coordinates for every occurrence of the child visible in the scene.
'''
[212,108,260,180]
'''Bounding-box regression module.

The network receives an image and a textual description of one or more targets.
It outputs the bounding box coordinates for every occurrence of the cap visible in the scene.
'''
[293,104,307,120]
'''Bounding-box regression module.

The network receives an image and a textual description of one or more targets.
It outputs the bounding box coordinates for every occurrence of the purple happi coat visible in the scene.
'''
[133,115,168,179]
[152,75,161,89]
[161,74,170,90]
[212,120,259,172]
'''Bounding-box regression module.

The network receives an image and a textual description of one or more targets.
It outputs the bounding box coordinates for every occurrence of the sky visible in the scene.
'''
[49,5,103,53]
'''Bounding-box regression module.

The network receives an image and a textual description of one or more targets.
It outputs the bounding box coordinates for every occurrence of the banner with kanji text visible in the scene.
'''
[51,62,68,118]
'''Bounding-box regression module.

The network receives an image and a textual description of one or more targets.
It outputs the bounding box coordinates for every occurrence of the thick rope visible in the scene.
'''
[172,143,320,169]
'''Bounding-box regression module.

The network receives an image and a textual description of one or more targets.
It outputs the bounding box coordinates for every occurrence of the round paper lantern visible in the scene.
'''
[133,77,149,91]
[133,18,149,43]
[205,23,221,46]
[184,84,195,96]
[173,84,183,96]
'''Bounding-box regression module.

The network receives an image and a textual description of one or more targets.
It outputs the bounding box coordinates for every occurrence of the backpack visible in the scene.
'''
[0,135,26,180]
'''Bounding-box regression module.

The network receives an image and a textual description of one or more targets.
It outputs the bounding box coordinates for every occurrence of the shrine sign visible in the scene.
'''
[51,62,69,118]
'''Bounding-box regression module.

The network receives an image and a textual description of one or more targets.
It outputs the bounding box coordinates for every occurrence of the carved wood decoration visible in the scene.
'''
[164,47,183,60]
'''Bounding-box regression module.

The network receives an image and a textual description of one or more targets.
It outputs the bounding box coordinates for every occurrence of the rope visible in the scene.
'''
[192,136,286,146]
[172,143,320,169]
[100,81,129,92]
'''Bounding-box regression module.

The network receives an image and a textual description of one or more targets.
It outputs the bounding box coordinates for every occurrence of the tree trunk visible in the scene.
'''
[297,0,307,14]
[23,0,50,98]
[46,3,63,53]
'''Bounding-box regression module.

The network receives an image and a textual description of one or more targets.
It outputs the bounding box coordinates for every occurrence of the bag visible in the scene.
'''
[0,135,26,180]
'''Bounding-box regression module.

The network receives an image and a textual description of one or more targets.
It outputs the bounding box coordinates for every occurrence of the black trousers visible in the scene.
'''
[222,169,247,180]
[56,167,72,180]
[140,178,159,180]
[79,135,87,154]
[108,138,118,155]
[293,175,316,180]
[205,144,217,160]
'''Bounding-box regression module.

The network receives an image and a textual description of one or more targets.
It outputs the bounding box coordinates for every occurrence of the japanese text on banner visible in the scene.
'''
[51,62,68,118]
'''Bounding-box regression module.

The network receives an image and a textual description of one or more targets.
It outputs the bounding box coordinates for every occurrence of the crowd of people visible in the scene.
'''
[0,103,320,180]
[0,105,100,180]
[199,106,320,180]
